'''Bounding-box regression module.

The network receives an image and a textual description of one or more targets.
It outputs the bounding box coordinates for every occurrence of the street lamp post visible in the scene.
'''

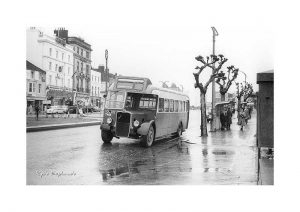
[105,49,109,96]
[210,26,218,132]
[239,70,247,84]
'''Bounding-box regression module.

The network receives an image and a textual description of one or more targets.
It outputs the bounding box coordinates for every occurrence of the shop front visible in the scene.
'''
[46,88,74,107]
[27,95,46,114]
[90,96,101,107]
[75,92,90,107]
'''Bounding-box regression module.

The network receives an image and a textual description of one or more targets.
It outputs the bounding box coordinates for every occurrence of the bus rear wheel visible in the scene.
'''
[141,125,155,147]
[101,130,113,143]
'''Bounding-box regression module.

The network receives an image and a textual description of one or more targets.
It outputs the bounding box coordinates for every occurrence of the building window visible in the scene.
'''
[81,49,83,56]
[49,62,52,70]
[62,53,64,61]
[56,50,58,59]
[77,47,79,54]
[86,51,89,59]
[29,83,33,92]
[92,86,94,96]
[81,62,83,72]
[86,64,89,73]
[49,48,52,56]
[68,79,70,88]
[33,83,36,92]
[38,72,42,80]
[49,75,52,85]
[77,61,79,71]
[98,87,100,96]
[38,84,41,93]
[68,67,70,75]
[68,55,70,62]
[31,71,34,79]
[55,64,58,72]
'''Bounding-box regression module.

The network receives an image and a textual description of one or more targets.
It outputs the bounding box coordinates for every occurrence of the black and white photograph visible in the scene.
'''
[25,26,273,186]
[1,0,299,212]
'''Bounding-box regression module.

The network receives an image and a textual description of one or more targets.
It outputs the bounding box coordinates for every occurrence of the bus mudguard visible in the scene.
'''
[137,120,155,136]
[100,123,111,131]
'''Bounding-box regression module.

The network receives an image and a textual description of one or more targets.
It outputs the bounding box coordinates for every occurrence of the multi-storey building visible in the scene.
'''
[54,28,92,106]
[26,27,74,106]
[26,61,47,114]
[92,65,118,110]
[90,67,102,107]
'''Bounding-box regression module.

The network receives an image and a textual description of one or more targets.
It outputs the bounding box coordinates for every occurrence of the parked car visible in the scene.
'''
[67,106,78,114]
[92,106,101,112]
[46,106,68,114]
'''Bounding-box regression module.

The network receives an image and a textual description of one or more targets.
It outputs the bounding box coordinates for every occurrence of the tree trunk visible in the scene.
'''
[200,92,208,136]
[237,97,241,124]
[221,94,225,101]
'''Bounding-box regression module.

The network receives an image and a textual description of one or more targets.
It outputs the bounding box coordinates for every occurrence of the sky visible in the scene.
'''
[43,25,273,106]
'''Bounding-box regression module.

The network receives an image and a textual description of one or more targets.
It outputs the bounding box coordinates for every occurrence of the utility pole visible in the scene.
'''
[210,26,218,132]
[105,49,109,96]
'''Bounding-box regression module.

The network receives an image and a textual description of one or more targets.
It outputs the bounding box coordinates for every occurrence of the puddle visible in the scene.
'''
[212,150,235,155]
[100,165,139,181]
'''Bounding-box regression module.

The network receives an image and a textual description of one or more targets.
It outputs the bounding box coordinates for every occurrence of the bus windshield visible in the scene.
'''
[105,91,125,109]
[125,92,157,111]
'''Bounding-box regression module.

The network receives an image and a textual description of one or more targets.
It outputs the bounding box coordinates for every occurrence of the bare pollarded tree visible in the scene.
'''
[216,65,239,101]
[193,54,228,136]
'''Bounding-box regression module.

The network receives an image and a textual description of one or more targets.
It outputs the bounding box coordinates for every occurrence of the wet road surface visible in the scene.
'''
[27,110,258,185]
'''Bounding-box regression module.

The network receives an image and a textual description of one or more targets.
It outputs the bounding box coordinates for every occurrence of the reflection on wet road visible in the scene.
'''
[27,110,258,185]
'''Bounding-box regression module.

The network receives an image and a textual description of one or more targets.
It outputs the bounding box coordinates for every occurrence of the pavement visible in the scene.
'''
[26,112,103,132]
[26,109,273,185]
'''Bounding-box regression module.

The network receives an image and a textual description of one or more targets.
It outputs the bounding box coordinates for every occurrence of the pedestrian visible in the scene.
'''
[35,104,40,121]
[239,108,246,131]
[244,106,250,124]
[249,106,252,119]
[226,107,232,130]
[220,109,226,131]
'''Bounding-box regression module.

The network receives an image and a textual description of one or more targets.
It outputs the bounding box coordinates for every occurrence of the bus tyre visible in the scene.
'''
[176,123,183,137]
[101,130,113,143]
[141,125,155,147]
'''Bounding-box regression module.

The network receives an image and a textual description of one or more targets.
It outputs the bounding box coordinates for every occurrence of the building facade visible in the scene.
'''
[54,28,92,107]
[90,67,102,107]
[92,65,118,110]
[26,61,47,114]
[26,27,75,106]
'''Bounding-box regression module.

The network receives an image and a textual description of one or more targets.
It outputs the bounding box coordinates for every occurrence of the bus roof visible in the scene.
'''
[110,76,190,100]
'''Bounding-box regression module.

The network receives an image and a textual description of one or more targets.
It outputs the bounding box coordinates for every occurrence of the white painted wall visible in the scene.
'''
[26,28,74,89]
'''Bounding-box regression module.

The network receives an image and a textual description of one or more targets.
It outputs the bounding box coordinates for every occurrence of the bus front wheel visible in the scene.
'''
[141,125,155,147]
[101,130,113,143]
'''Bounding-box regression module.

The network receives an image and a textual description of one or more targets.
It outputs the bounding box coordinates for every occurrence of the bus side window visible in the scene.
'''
[183,101,186,112]
[158,98,164,112]
[179,101,182,112]
[164,99,169,112]
[174,100,178,112]
[169,100,174,112]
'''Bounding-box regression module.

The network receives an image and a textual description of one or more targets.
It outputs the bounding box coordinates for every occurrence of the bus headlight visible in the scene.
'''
[107,117,112,124]
[133,120,140,127]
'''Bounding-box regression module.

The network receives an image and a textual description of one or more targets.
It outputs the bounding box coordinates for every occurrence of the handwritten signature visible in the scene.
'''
[35,170,77,178]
